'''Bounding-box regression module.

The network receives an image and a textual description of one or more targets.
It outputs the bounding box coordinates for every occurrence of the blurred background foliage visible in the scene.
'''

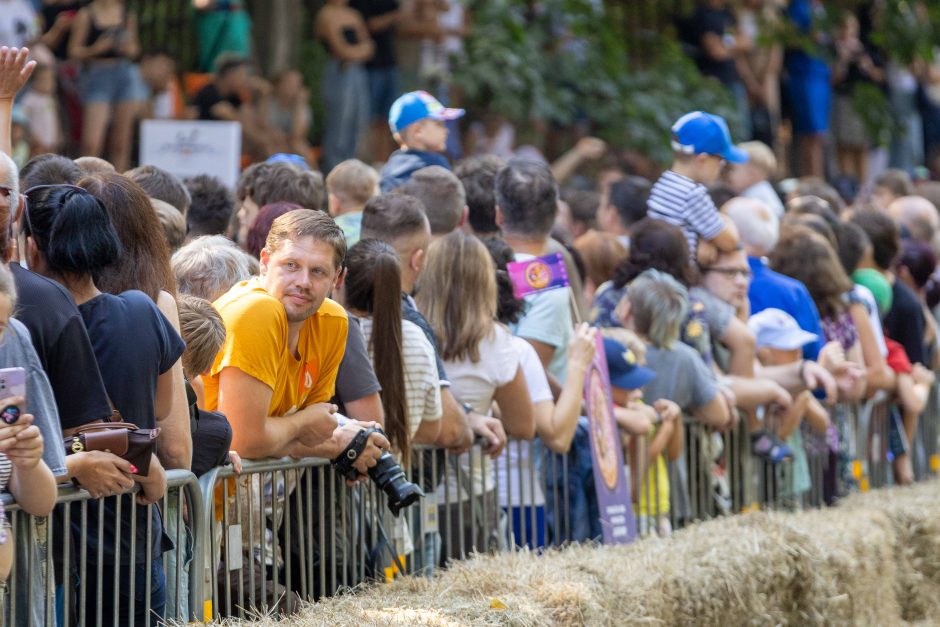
[131,0,940,163]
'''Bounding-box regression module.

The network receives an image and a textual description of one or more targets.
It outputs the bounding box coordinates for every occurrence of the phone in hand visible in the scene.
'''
[0,367,26,425]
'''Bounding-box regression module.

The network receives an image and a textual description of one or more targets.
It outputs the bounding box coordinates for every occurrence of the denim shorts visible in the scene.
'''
[81,59,146,104]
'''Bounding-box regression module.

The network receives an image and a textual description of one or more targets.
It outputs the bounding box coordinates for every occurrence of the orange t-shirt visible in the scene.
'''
[204,278,348,417]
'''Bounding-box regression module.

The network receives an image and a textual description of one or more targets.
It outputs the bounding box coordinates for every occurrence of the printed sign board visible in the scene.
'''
[584,333,636,544]
[139,119,241,188]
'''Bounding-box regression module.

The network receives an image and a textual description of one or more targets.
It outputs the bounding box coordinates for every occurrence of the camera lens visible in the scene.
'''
[368,453,424,517]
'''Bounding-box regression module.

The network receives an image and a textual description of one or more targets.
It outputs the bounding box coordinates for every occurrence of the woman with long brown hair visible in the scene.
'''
[78,172,191,473]
[417,231,534,557]
[343,238,442,465]
[771,225,867,503]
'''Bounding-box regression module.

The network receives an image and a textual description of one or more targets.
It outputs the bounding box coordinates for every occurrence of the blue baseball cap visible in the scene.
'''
[670,111,748,164]
[266,153,310,170]
[603,338,657,391]
[388,91,465,134]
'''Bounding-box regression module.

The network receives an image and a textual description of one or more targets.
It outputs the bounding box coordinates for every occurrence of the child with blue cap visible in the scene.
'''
[647,111,746,266]
[380,90,464,192]
[603,331,682,538]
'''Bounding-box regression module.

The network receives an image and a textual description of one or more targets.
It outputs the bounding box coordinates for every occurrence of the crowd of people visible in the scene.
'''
[0,0,470,172]
[0,1,937,624]
[4,0,940,190]
[680,0,940,188]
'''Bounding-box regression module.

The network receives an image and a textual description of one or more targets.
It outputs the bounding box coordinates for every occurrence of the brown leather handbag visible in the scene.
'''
[65,422,161,477]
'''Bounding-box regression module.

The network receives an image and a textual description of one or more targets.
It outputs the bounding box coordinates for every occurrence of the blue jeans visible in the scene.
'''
[322,59,369,172]
[367,66,400,120]
[81,557,166,627]
[542,418,601,543]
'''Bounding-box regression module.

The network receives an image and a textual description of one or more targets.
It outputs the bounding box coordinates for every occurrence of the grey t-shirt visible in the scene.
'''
[642,341,719,413]
[334,314,382,406]
[689,287,734,341]
[0,318,66,476]
[0,318,67,627]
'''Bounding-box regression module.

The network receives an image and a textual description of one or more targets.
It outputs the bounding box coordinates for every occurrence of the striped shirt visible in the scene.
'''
[361,318,442,440]
[0,452,10,543]
[647,169,725,258]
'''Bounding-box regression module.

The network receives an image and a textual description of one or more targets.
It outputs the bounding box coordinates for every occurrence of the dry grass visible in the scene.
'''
[211,480,940,626]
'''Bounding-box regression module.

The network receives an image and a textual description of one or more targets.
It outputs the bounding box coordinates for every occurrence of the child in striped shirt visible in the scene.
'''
[647,111,746,266]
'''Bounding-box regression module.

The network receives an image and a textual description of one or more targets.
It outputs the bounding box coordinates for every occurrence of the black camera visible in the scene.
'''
[333,426,424,517]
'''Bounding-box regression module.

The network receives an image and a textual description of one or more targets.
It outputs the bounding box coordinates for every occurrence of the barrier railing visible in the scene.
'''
[1,470,203,626]
[2,389,939,624]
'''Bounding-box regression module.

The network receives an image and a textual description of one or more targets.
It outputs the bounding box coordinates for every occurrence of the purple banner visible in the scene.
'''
[584,333,636,544]
[507,253,569,299]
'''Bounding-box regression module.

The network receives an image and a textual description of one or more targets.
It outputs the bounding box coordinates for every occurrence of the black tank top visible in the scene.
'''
[84,6,130,60]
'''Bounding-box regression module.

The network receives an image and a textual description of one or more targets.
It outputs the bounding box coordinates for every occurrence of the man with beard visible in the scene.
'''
[204,208,388,465]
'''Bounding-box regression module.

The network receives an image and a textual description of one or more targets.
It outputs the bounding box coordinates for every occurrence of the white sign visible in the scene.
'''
[139,119,241,188]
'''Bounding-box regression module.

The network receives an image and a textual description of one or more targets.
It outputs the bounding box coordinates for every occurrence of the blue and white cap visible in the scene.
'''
[388,91,465,134]
[671,111,748,164]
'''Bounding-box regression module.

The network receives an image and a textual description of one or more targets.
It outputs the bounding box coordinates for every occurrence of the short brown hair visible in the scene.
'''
[360,193,429,244]
[265,209,346,268]
[127,165,192,213]
[574,230,627,288]
[400,166,466,235]
[238,162,324,210]
[874,168,913,198]
[177,295,226,379]
[151,198,186,252]
[326,159,378,207]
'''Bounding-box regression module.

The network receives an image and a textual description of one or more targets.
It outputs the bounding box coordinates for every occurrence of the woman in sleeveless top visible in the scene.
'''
[315,0,374,171]
[68,0,144,172]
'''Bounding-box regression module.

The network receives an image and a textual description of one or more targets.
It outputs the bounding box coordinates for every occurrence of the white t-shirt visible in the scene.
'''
[852,284,888,357]
[0,1,39,48]
[498,336,552,507]
[437,324,518,502]
[360,318,442,440]
[19,91,60,149]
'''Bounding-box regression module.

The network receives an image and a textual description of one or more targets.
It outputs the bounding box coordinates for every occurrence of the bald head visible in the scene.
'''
[888,196,939,244]
[724,196,778,256]
[0,152,18,261]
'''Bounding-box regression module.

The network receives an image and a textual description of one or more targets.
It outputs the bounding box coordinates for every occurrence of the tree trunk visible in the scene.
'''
[249,0,304,75]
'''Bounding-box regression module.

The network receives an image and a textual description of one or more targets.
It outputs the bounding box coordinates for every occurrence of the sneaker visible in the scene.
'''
[751,430,793,464]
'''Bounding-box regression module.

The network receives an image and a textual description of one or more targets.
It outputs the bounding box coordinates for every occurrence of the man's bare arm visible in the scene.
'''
[217,366,337,459]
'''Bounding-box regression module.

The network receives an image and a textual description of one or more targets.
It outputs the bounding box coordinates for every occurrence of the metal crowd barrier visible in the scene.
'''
[1,470,203,626]
[3,391,940,625]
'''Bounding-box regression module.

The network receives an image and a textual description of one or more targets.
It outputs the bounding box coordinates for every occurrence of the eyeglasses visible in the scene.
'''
[20,184,87,239]
[703,267,752,280]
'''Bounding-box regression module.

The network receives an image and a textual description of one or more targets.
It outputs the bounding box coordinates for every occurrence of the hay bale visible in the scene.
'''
[774,507,899,624]
[840,481,940,621]
[217,482,940,626]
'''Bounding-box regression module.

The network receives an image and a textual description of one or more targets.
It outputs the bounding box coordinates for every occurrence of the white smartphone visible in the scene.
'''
[0,367,27,425]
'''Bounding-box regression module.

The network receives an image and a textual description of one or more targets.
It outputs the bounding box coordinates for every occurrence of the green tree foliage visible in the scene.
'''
[452,0,738,164]
[451,0,940,164]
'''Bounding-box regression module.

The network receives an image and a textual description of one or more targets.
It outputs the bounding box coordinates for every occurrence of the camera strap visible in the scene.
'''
[331,426,381,479]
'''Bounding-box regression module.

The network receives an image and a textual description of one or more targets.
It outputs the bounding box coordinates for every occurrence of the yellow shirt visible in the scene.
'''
[635,427,671,517]
[204,278,348,417]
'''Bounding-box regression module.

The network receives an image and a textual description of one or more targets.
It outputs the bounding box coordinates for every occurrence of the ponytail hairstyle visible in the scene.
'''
[23,185,122,281]
[344,239,410,465]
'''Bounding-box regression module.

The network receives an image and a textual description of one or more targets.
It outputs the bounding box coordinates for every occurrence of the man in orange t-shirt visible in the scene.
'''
[205,209,388,469]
